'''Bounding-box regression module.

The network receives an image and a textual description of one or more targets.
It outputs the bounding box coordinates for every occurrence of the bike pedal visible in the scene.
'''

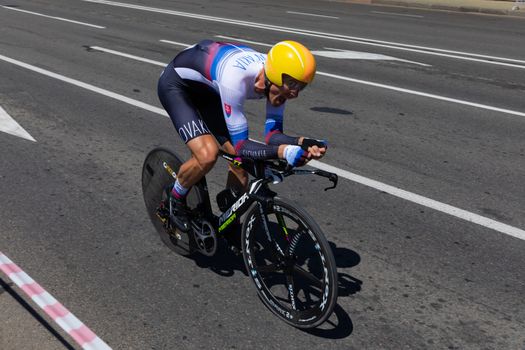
[229,245,242,256]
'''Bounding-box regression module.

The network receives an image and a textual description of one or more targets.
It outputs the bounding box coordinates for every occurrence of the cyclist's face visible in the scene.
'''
[268,78,307,107]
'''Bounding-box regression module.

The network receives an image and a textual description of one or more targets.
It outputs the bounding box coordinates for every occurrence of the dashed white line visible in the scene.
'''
[1,6,105,29]
[159,39,191,47]
[0,52,523,240]
[286,10,339,19]
[371,10,424,18]
[215,35,271,47]
[89,46,165,66]
[81,0,525,68]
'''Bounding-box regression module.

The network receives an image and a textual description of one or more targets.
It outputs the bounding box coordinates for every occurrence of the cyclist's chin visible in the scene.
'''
[269,95,286,107]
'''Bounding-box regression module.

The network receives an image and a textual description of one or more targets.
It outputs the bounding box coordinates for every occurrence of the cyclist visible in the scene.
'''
[157,39,327,232]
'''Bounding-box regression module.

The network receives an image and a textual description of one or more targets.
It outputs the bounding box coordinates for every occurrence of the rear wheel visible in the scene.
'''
[142,147,205,256]
[241,197,338,328]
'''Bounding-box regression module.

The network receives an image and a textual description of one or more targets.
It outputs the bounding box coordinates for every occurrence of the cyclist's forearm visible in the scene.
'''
[265,130,299,146]
[235,139,279,160]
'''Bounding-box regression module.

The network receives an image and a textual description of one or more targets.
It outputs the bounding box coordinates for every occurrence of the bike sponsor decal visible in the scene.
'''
[218,192,249,226]
[178,119,210,142]
[319,252,330,311]
[232,157,242,168]
[288,283,296,310]
[218,212,237,232]
[162,161,177,179]
[224,103,232,118]
[267,297,293,320]
[299,316,317,323]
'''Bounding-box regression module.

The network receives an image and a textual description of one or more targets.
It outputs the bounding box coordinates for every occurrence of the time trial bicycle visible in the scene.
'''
[142,147,339,328]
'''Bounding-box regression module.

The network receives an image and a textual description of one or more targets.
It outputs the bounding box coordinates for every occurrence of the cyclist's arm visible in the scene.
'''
[263,101,327,160]
[264,101,301,146]
[219,85,280,160]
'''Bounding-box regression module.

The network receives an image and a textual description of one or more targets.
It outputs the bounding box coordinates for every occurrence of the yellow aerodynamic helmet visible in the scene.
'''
[265,41,316,87]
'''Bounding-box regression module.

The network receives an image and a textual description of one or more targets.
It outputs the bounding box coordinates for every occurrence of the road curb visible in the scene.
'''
[329,0,525,17]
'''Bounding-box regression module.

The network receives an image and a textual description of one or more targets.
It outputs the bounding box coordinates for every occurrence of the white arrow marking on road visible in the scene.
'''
[311,49,431,67]
[0,105,36,142]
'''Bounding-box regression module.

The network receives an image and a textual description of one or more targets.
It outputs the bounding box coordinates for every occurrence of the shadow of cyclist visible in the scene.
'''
[330,242,363,297]
[189,241,248,277]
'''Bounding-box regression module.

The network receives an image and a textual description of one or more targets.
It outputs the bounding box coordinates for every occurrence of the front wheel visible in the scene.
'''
[241,197,338,328]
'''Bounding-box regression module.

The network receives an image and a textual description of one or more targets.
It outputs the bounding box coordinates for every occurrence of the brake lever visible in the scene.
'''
[309,169,338,191]
[324,173,338,191]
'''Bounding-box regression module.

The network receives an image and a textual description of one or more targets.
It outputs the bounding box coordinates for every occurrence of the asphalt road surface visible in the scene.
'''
[1,1,524,349]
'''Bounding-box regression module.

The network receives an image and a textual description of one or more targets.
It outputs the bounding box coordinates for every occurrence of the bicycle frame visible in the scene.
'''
[192,151,338,235]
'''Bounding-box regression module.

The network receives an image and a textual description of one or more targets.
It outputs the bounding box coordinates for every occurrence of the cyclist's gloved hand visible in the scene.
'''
[284,145,308,167]
[300,138,328,151]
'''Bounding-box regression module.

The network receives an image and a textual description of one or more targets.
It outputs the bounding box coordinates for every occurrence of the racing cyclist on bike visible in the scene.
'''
[157,39,327,232]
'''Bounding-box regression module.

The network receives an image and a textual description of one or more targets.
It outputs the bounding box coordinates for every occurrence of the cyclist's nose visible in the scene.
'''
[287,90,299,99]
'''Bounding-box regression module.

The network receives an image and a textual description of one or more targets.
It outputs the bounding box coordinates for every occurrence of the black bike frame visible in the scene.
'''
[192,151,338,235]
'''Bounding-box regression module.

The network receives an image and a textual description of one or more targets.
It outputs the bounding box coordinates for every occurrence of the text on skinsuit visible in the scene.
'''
[178,119,210,142]
[232,53,266,70]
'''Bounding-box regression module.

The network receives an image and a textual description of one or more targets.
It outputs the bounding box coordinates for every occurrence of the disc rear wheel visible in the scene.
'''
[142,147,203,256]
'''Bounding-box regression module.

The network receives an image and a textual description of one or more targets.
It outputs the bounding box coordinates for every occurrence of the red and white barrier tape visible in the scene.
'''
[0,252,111,350]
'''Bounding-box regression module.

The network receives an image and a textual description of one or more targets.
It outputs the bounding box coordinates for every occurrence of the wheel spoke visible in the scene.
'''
[286,273,297,310]
[292,265,324,289]
[257,263,280,273]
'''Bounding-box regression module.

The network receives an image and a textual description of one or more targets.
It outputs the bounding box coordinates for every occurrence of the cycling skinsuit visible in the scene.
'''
[158,40,295,159]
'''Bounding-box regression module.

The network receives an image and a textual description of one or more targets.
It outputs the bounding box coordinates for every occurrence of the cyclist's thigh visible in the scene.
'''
[192,88,231,146]
[158,67,212,144]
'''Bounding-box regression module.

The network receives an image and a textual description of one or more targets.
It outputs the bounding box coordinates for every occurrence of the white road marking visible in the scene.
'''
[211,37,524,117]
[216,36,429,66]
[0,105,36,142]
[371,10,424,18]
[1,6,105,29]
[0,53,523,240]
[311,161,525,240]
[286,11,339,19]
[0,54,167,117]
[312,49,431,66]
[82,0,525,68]
[215,35,271,47]
[89,46,165,66]
[159,39,191,47]
[317,71,525,118]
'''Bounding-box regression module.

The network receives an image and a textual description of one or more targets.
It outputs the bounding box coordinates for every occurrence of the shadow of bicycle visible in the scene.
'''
[185,238,362,339]
[301,242,363,339]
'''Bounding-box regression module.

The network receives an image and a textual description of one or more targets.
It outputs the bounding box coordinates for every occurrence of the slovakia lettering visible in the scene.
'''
[232,53,266,70]
[178,119,210,142]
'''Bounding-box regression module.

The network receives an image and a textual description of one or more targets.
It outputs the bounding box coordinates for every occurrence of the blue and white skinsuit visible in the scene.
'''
[158,39,300,160]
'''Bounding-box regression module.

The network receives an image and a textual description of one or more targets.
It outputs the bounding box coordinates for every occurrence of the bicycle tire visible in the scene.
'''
[141,147,205,257]
[241,197,338,328]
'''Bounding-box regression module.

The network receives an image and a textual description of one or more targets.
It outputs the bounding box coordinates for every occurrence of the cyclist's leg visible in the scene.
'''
[158,63,219,230]
[194,89,249,193]
[177,135,219,189]
[158,63,219,189]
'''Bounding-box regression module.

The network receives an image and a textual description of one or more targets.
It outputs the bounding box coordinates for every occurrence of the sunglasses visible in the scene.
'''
[281,75,307,92]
